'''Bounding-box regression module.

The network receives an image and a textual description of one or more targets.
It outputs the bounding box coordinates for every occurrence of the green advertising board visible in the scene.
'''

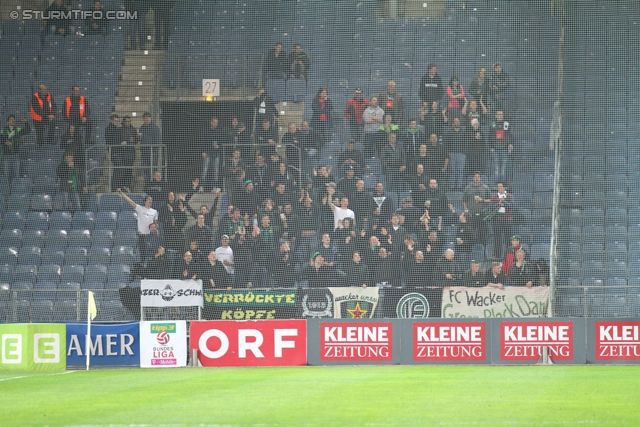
[1,324,66,371]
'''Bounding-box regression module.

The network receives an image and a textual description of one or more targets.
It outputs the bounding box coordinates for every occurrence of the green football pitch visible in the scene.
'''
[1,366,639,427]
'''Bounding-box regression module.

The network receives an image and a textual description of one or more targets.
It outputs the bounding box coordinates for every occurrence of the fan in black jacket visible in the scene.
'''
[344,252,371,288]
[299,252,346,288]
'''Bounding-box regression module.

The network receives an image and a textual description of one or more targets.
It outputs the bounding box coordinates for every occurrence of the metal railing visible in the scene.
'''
[85,143,168,191]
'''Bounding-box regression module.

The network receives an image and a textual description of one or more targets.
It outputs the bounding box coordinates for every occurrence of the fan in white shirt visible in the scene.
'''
[326,184,355,230]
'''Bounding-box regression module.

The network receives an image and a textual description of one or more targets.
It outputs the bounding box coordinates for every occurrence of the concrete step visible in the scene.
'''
[115,95,154,105]
[114,103,154,117]
[122,52,164,67]
[120,64,157,77]
[117,85,154,96]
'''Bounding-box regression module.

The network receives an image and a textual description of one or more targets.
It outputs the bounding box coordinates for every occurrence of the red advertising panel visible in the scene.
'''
[500,321,573,361]
[413,322,486,361]
[595,321,640,361]
[190,320,307,367]
[320,322,393,361]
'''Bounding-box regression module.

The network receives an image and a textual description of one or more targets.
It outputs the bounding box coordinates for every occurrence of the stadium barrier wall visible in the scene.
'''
[4,319,640,369]
[0,323,66,371]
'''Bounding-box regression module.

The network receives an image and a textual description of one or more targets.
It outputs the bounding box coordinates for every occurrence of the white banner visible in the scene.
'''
[141,279,203,307]
[140,321,188,368]
[328,287,380,319]
[441,286,550,318]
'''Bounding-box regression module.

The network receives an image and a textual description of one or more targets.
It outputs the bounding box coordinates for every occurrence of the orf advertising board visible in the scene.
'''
[493,318,586,364]
[140,321,188,368]
[66,322,139,367]
[307,319,401,365]
[190,320,307,367]
[587,319,640,364]
[400,320,491,364]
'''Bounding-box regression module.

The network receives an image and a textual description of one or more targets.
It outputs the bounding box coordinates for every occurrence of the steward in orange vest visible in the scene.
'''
[30,84,57,145]
[64,86,91,126]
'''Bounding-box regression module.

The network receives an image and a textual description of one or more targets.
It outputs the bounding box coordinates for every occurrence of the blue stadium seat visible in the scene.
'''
[38,264,62,284]
[14,264,38,284]
[117,211,138,231]
[606,208,627,226]
[99,300,125,321]
[606,225,627,242]
[68,230,92,252]
[33,282,57,301]
[533,192,553,209]
[7,194,30,212]
[72,211,95,230]
[92,229,114,248]
[88,247,111,265]
[32,176,58,196]
[99,194,122,212]
[50,211,73,231]
[0,247,18,266]
[53,299,78,322]
[107,264,130,284]
[0,265,14,284]
[114,231,136,248]
[42,248,65,267]
[30,299,53,322]
[11,177,32,195]
[30,194,53,212]
[96,211,118,231]
[65,247,88,266]
[61,265,84,284]
[112,246,135,266]
[85,264,109,284]
[26,211,49,230]
[46,229,68,249]
[18,246,41,266]
[0,229,22,248]
[12,299,31,323]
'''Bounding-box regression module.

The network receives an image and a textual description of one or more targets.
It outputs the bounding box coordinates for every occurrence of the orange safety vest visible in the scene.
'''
[65,96,85,120]
[30,92,53,122]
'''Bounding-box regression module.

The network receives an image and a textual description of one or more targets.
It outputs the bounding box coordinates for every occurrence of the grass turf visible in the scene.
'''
[1,366,639,427]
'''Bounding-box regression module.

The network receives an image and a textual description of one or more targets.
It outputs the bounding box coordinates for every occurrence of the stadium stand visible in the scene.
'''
[0,0,638,322]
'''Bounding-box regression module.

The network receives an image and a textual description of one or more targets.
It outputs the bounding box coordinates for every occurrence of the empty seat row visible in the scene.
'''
[0,263,131,285]
[0,211,139,231]
[0,246,137,267]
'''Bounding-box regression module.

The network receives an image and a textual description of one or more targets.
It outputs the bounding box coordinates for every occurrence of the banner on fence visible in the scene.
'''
[441,286,550,318]
[66,322,139,367]
[140,321,188,368]
[141,279,203,307]
[203,289,297,320]
[328,287,380,319]
[190,320,307,367]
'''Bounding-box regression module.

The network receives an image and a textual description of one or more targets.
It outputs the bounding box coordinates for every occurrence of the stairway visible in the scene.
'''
[96,49,165,193]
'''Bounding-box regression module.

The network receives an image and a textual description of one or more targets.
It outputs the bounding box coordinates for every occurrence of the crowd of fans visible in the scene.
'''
[0,19,549,293]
